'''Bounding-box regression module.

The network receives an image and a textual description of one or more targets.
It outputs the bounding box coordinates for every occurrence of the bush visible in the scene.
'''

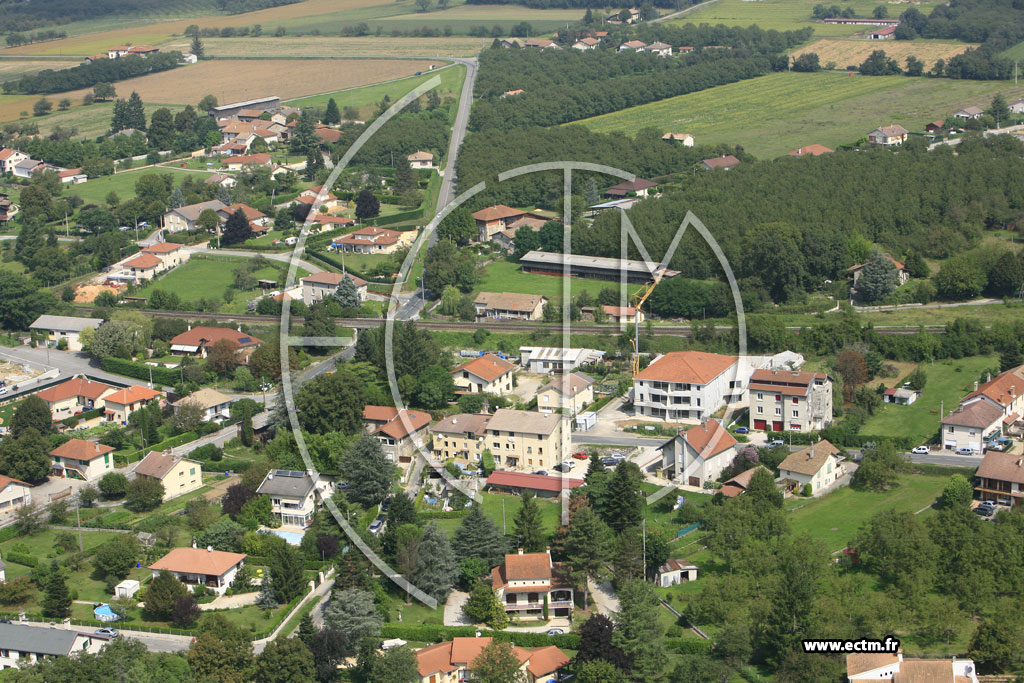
[100,357,180,386]
[59,408,102,427]
[664,637,714,655]
[5,551,37,568]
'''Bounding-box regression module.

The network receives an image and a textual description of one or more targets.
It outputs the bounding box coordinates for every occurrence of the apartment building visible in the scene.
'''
[633,351,745,422]
[748,368,833,432]
[974,451,1024,506]
[430,413,490,462]
[484,409,569,471]
[536,372,594,416]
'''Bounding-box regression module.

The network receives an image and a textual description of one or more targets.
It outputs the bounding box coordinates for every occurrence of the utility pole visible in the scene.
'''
[502,496,506,535]
[76,504,83,553]
[642,517,646,580]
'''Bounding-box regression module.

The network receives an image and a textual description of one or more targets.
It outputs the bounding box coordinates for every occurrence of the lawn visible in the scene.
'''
[31,101,187,141]
[476,260,643,302]
[676,0,944,36]
[65,166,214,206]
[860,355,997,443]
[788,473,950,552]
[575,71,1024,158]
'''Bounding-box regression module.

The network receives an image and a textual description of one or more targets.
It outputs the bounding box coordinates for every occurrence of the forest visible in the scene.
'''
[897,0,1024,49]
[467,0,683,9]
[3,52,183,95]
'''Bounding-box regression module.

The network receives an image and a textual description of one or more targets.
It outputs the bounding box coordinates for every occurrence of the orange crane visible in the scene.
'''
[631,269,664,377]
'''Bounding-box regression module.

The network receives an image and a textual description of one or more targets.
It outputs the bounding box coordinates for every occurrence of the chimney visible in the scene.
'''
[974,381,979,392]
[192,540,197,549]
[518,548,524,555]
[545,546,551,555]
[207,546,213,552]
[237,325,242,332]
[1017,459,1022,467]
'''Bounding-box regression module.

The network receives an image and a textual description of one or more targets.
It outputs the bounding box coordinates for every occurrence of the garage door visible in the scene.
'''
[753,419,767,430]
[772,421,783,431]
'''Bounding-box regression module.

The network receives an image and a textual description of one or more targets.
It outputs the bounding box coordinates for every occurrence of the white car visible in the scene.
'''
[911,446,929,454]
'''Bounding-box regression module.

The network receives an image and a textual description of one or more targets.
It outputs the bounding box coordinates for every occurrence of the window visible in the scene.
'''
[775,394,782,401]
[179,470,184,476]
[538,448,543,455]
[775,407,782,416]
[792,397,798,404]
[756,392,763,400]
[756,407,763,414]
[792,410,798,418]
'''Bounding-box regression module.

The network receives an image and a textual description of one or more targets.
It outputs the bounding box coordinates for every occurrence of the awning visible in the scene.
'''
[1004,412,1019,425]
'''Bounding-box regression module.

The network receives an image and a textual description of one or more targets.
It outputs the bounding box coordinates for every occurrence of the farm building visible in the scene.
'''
[519,250,678,283]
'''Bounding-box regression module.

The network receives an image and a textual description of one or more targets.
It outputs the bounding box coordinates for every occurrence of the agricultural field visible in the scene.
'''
[793,38,975,70]
[676,0,942,36]
[28,99,187,140]
[575,71,1024,158]
[0,60,81,82]
[63,166,214,205]
[187,35,487,58]
[860,355,996,444]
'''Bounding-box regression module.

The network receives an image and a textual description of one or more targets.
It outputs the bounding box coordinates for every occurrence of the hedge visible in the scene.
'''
[100,357,179,386]
[418,508,470,520]
[379,624,580,650]
[364,208,424,227]
[766,429,916,451]
[6,551,37,567]
[60,408,103,427]
[115,431,199,466]
[664,637,714,655]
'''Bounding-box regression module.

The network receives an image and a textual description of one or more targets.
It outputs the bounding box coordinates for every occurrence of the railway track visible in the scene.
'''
[71,305,950,336]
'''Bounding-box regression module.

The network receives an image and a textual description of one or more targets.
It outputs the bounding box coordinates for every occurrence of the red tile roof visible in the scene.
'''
[702,155,741,169]
[123,253,163,269]
[525,646,571,678]
[635,351,737,384]
[149,547,246,576]
[36,377,113,404]
[682,419,737,459]
[778,439,841,476]
[0,475,29,491]
[788,144,833,157]
[472,205,524,222]
[964,365,1024,407]
[223,203,266,221]
[452,354,514,382]
[374,409,431,440]
[223,152,271,166]
[103,385,162,406]
[846,653,900,677]
[301,272,367,287]
[940,399,1003,429]
[141,242,182,254]
[847,253,906,273]
[975,451,1024,485]
[503,551,552,580]
[485,471,584,494]
[49,439,114,462]
[169,326,263,349]
[363,405,399,423]
[314,126,341,143]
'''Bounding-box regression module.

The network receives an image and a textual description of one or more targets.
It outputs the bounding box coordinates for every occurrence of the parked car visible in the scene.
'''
[545,628,564,636]
[601,457,618,467]
[535,470,548,476]
[553,462,574,472]
[571,451,589,460]
[380,496,392,512]
[94,628,119,638]
[768,439,785,447]
[369,515,386,534]
[733,426,749,434]
[975,501,997,516]
[911,445,929,454]
[955,447,978,455]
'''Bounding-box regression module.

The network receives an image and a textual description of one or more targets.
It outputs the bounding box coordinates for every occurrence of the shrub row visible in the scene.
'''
[100,357,180,386]
[6,551,37,567]
[364,208,424,227]
[766,430,916,451]
[417,508,471,520]
[664,636,714,655]
[115,432,199,466]
[379,623,580,649]
[59,408,103,427]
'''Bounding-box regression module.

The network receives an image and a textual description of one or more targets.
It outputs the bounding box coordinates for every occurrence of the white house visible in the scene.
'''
[172,387,232,422]
[451,354,515,395]
[846,652,978,682]
[0,148,29,175]
[163,199,228,233]
[0,475,31,514]
[29,315,103,352]
[0,623,107,669]
[748,368,833,433]
[656,558,697,587]
[657,418,738,487]
[490,549,574,618]
[407,150,434,169]
[300,272,368,307]
[49,439,115,481]
[149,546,246,596]
[256,469,323,528]
[940,399,1003,453]
[776,439,845,495]
[536,372,594,416]
[867,124,908,146]
[633,351,745,422]
[519,347,605,373]
[132,451,203,500]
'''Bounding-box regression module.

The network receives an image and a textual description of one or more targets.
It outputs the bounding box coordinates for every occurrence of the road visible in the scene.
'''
[433,57,477,222]
[928,123,1024,150]
[651,0,720,22]
[572,434,664,448]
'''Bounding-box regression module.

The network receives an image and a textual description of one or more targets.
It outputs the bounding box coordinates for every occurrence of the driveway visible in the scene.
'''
[586,578,619,616]
[443,590,473,626]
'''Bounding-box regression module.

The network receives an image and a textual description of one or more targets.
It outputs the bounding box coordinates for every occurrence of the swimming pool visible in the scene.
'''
[94,604,119,622]
[268,529,303,545]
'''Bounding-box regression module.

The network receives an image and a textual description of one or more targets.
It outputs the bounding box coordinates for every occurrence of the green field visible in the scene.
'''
[575,71,1024,158]
[860,355,996,443]
[676,0,942,36]
[65,166,214,205]
[30,100,188,140]
[135,255,306,310]
[477,260,643,302]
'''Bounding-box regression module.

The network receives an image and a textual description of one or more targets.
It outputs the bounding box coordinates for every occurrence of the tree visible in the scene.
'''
[355,189,380,220]
[941,473,973,507]
[855,509,936,598]
[254,638,316,683]
[11,395,52,438]
[42,561,70,618]
[859,49,901,76]
[172,595,202,627]
[323,588,383,650]
[905,55,924,77]
[987,250,1023,297]
[513,491,545,552]
[309,627,348,681]
[323,97,341,125]
[170,400,204,434]
[92,535,140,584]
[188,613,254,683]
[968,617,1024,673]
[99,472,128,499]
[340,434,396,506]
[369,645,419,683]
[33,98,52,117]
[872,4,888,18]
[438,207,476,245]
[241,406,254,447]
[856,250,899,302]
[191,33,205,59]
[222,208,253,246]
[222,484,256,519]
[746,467,784,508]
[834,349,869,401]
[295,367,367,435]
[472,640,528,683]
[577,659,629,683]
[935,255,987,300]
[269,543,306,603]
[0,427,50,484]
[197,517,245,551]
[454,505,507,566]
[334,274,361,309]
[791,52,821,72]
[463,580,508,629]
[576,613,630,671]
[125,476,164,511]
[257,569,279,610]
[423,239,476,294]
[412,523,457,603]
[207,338,241,376]
[602,462,644,532]
[565,503,610,610]
[145,570,189,620]
[197,207,221,233]
[393,156,416,195]
[125,91,146,130]
[148,107,175,150]
[93,82,116,101]
[989,93,1010,127]
[855,440,908,491]
[416,0,432,11]
[612,579,664,681]
[416,364,456,409]
[198,94,218,112]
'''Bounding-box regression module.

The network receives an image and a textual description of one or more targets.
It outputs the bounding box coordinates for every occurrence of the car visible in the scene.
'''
[975,502,997,516]
[955,447,978,455]
[535,470,548,476]
[610,451,625,460]
[987,442,1007,452]
[369,515,386,534]
[571,451,589,460]
[601,457,619,467]
[553,462,574,472]
[733,426,749,434]
[545,628,564,636]
[94,628,119,638]
[380,496,392,511]
[911,445,930,454]
[768,439,785,447]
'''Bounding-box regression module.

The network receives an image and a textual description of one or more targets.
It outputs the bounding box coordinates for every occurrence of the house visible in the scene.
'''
[605,177,658,198]
[314,126,341,144]
[960,365,1024,429]
[127,45,159,56]
[416,636,570,683]
[845,652,979,682]
[407,150,435,169]
[748,368,833,433]
[646,41,673,56]
[50,439,115,480]
[115,579,140,598]
[256,469,322,527]
[132,451,203,500]
[788,144,833,157]
[499,38,524,48]
[618,40,646,52]
[536,372,594,416]
[572,37,600,50]
[57,168,87,184]
[0,193,17,222]
[883,386,919,405]
[974,450,1024,506]
[656,558,697,587]
[149,546,246,595]
[172,388,232,422]
[0,475,32,513]
[678,45,694,53]
[720,465,769,498]
[431,413,491,462]
[12,159,42,178]
[102,385,163,424]
[29,315,102,352]
[474,292,546,321]
[484,470,584,497]
[222,152,272,171]
[297,184,342,211]
[120,253,163,281]
[181,52,198,64]
[204,173,236,188]
[941,399,1003,453]
[0,148,29,174]
[777,439,845,495]
[519,347,605,373]
[484,409,570,471]
[524,38,560,49]
[332,226,407,254]
[867,124,908,146]
[955,106,984,120]
[209,96,280,118]
[701,155,741,170]
[491,549,574,617]
[300,272,368,306]
[658,418,738,486]
[869,25,896,39]
[169,326,263,359]
[501,88,525,97]
[220,203,269,228]
[0,623,107,669]
[662,132,694,146]
[141,241,189,269]
[107,45,131,59]
[847,253,909,288]
[633,350,744,421]
[35,376,115,419]
[311,214,356,228]
[1010,98,1024,115]
[361,406,432,464]
[451,354,515,395]
[163,199,228,233]
[471,205,548,241]
[924,120,946,134]
[601,304,644,324]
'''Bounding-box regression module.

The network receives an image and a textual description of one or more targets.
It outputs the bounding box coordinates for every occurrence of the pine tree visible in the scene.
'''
[462,580,508,629]
[355,189,380,220]
[323,98,341,125]
[333,275,361,309]
[125,91,146,131]
[191,33,205,59]
[42,560,71,618]
[290,109,318,155]
[412,523,457,603]
[169,186,184,209]
[297,613,317,645]
[565,503,610,610]
[393,157,415,195]
[110,98,127,132]
[215,184,232,205]
[304,149,324,182]
[453,505,507,566]
[602,463,644,532]
[612,579,665,681]
[513,491,544,552]
[257,569,279,610]
[241,406,254,447]
[221,208,252,246]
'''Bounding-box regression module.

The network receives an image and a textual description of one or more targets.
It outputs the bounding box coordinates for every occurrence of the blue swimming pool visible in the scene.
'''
[94,604,119,622]
[270,530,303,546]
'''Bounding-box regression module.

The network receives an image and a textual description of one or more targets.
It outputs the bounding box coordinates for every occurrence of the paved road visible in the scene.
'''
[928,123,1024,150]
[572,433,665,447]
[433,57,477,222]
[651,0,720,22]
[0,345,129,387]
